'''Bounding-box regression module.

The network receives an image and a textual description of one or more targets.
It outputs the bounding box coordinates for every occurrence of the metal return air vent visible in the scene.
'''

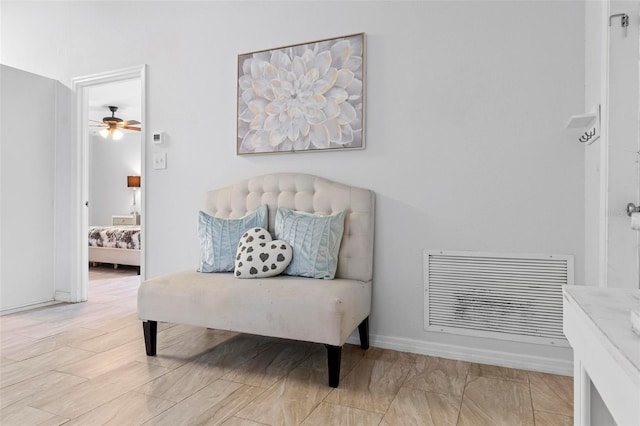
[424,251,573,346]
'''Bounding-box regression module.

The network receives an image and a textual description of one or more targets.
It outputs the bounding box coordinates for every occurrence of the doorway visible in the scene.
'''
[71,66,146,302]
[87,80,142,283]
[602,2,640,288]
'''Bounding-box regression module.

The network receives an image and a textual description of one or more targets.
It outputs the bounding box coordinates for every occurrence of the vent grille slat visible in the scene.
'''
[424,251,573,346]
[428,289,565,302]
[430,270,568,281]
[428,322,567,338]
[431,283,566,291]
[428,309,564,323]
[428,315,566,331]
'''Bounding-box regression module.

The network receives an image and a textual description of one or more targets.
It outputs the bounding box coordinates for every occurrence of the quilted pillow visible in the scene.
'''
[198,205,268,273]
[275,207,345,279]
[234,228,292,278]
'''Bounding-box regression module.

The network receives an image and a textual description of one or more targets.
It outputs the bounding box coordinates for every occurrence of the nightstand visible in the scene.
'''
[112,215,140,225]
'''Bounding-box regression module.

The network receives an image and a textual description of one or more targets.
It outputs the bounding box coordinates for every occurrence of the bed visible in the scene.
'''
[89,225,141,273]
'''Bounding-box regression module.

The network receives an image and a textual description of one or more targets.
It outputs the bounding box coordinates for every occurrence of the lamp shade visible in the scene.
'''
[127,175,141,188]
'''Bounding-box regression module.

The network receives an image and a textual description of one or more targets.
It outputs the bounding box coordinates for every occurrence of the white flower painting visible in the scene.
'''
[237,33,365,155]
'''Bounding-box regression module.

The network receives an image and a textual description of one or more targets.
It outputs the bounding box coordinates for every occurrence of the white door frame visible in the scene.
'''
[599,1,640,288]
[598,0,611,287]
[70,65,146,302]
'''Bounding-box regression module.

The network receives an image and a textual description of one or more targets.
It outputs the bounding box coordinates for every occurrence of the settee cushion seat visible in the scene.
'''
[138,270,371,347]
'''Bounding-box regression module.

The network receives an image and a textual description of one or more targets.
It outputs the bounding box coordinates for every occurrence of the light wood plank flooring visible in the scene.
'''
[1,269,573,425]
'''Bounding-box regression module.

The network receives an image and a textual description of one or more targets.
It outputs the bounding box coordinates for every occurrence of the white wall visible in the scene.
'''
[1,1,585,370]
[0,65,56,311]
[89,132,142,225]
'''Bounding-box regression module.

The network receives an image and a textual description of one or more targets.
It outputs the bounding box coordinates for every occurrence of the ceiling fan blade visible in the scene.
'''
[89,124,108,127]
[89,119,104,124]
[123,120,140,125]
[123,125,141,132]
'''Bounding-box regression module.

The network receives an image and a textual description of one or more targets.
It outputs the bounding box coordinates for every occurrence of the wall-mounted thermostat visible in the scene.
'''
[152,132,164,145]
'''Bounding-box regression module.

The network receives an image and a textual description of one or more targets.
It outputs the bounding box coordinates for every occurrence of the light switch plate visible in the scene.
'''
[153,152,167,170]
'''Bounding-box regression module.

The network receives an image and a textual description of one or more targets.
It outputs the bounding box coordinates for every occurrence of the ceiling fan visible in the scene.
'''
[90,106,141,140]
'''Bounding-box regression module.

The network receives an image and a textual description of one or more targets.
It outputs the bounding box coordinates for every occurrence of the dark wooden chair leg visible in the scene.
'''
[325,344,342,388]
[358,317,370,350]
[142,320,157,356]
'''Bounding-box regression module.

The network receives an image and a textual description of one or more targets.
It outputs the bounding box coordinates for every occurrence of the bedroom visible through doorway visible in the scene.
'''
[87,80,142,286]
[72,66,146,302]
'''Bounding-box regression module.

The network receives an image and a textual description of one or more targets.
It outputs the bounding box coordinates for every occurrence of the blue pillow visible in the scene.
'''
[275,207,345,279]
[198,205,268,272]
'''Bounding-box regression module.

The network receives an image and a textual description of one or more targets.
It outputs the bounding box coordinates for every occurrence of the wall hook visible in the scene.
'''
[609,13,629,37]
[579,128,597,144]
[565,104,600,145]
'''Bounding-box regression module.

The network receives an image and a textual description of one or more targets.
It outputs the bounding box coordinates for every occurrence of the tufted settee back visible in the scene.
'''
[203,173,375,283]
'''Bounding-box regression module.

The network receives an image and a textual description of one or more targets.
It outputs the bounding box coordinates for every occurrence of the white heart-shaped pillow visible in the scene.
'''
[234,228,292,279]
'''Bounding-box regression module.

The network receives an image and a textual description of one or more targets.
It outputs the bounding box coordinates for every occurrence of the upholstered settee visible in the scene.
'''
[137,173,375,387]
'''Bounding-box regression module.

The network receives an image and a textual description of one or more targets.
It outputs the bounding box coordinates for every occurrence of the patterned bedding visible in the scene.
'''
[89,226,140,250]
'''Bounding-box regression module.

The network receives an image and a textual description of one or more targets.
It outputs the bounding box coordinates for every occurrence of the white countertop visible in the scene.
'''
[563,285,640,379]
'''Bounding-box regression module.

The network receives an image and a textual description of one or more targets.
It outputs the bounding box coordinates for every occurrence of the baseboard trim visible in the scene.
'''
[347,332,573,376]
[0,299,61,316]
[54,290,72,303]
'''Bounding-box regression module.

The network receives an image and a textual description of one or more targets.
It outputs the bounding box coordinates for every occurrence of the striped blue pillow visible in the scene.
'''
[198,205,268,272]
[275,207,345,279]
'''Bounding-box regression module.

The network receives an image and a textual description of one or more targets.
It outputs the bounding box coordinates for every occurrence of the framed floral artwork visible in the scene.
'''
[237,33,365,155]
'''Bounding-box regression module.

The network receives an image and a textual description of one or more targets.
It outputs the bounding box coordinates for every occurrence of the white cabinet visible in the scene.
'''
[563,286,640,425]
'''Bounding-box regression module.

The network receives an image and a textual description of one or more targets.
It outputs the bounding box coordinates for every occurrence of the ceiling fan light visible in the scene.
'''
[99,128,110,139]
[112,129,124,140]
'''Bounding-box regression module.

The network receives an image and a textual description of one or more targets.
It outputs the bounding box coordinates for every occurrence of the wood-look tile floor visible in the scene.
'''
[1,266,573,425]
